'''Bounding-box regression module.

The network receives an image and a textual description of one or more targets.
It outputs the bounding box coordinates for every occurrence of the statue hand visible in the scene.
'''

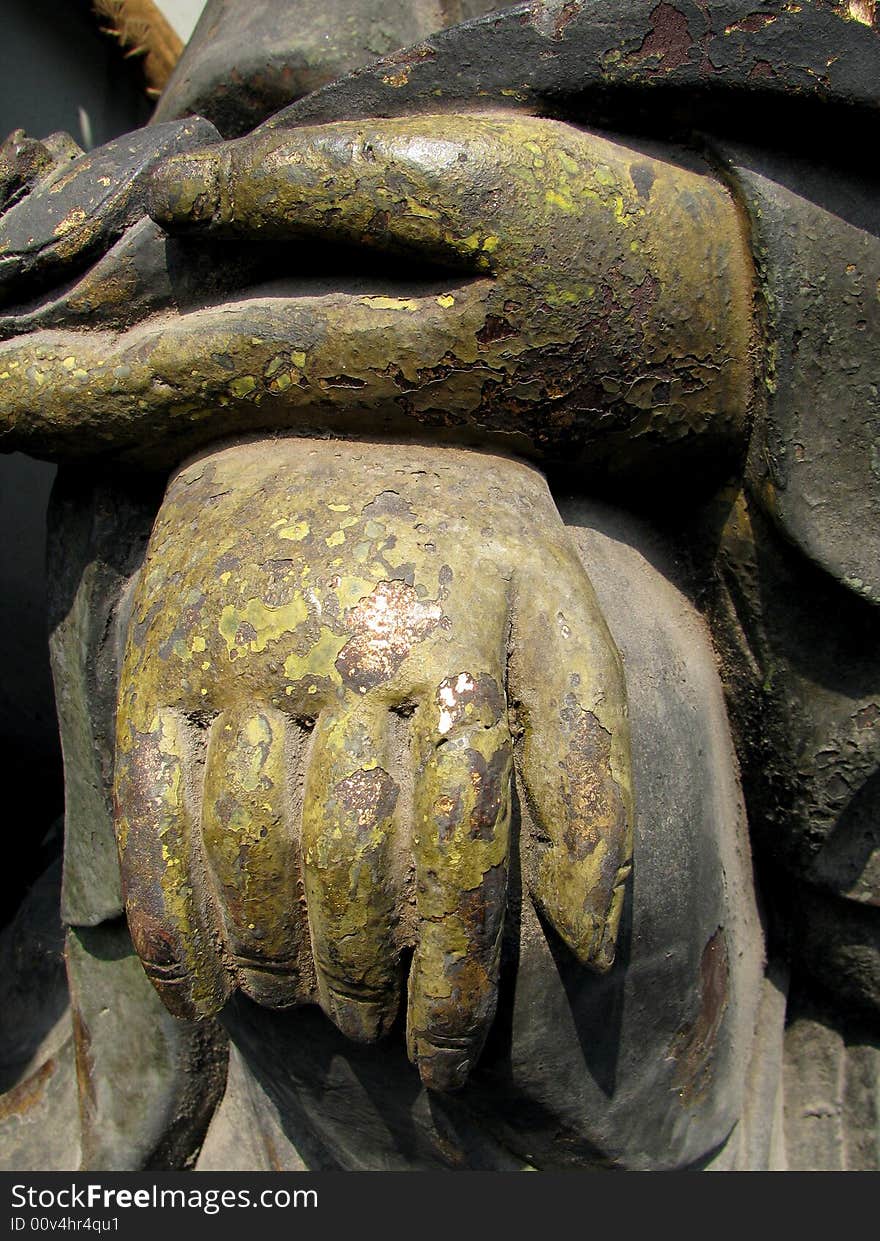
[114,439,633,1091]
[0,111,750,468]
[145,109,750,459]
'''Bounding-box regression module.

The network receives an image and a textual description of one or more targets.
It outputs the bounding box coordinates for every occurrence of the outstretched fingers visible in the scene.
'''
[512,543,634,971]
[408,672,513,1091]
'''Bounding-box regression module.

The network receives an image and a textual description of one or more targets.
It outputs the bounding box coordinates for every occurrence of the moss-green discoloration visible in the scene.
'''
[512,534,635,970]
[113,439,634,1088]
[201,706,308,1007]
[408,673,512,1091]
[114,708,232,1020]
[302,705,402,1042]
[1,115,753,480]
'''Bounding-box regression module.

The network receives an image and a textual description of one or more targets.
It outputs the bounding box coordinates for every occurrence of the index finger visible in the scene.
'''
[147,115,507,273]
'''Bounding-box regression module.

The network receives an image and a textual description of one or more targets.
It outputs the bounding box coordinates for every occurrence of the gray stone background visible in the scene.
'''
[0,1,203,923]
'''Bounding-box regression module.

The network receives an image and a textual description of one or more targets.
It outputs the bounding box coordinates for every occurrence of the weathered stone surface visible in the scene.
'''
[196,1044,307,1171]
[47,469,162,925]
[66,922,228,1170]
[0,0,876,1173]
[710,492,880,1017]
[0,861,79,1171]
[784,1002,880,1171]
[0,859,68,1094]
[0,118,219,309]
[270,0,880,151]
[0,114,752,487]
[0,859,228,1171]
[723,149,880,607]
[191,499,763,1169]
[114,441,635,1093]
[153,0,504,137]
[0,1037,80,1172]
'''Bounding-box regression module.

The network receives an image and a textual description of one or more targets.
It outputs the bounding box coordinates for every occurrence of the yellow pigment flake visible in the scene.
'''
[362,296,420,312]
[405,198,440,219]
[327,503,350,512]
[283,627,347,684]
[218,595,308,654]
[291,351,307,368]
[545,189,575,213]
[278,521,309,542]
[437,295,455,308]
[192,636,206,652]
[244,715,271,748]
[558,151,580,176]
[326,530,346,547]
[53,208,86,237]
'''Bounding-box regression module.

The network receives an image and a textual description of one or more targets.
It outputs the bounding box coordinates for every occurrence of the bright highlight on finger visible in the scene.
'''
[114,707,232,1020]
[408,671,513,1091]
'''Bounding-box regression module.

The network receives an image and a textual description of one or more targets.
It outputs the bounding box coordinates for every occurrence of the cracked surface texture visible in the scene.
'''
[114,437,633,1091]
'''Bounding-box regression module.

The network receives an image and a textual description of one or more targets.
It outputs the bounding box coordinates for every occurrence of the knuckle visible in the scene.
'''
[434,671,505,738]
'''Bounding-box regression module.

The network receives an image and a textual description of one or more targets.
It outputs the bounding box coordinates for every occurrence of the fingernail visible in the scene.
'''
[325,989,393,1043]
[145,972,201,1022]
[413,1042,472,1092]
[147,152,221,229]
[239,964,303,1010]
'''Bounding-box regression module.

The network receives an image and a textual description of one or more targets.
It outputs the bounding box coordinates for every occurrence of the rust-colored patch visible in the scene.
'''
[260,1131,283,1172]
[855,703,880,730]
[336,580,444,692]
[70,1001,97,1122]
[626,3,694,74]
[127,909,182,973]
[436,672,504,733]
[466,744,512,842]
[476,315,517,348]
[551,0,584,38]
[558,703,628,863]
[434,788,464,843]
[631,272,659,326]
[378,41,436,77]
[0,1058,56,1121]
[333,766,399,836]
[458,862,507,932]
[724,12,778,34]
[668,928,730,1105]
